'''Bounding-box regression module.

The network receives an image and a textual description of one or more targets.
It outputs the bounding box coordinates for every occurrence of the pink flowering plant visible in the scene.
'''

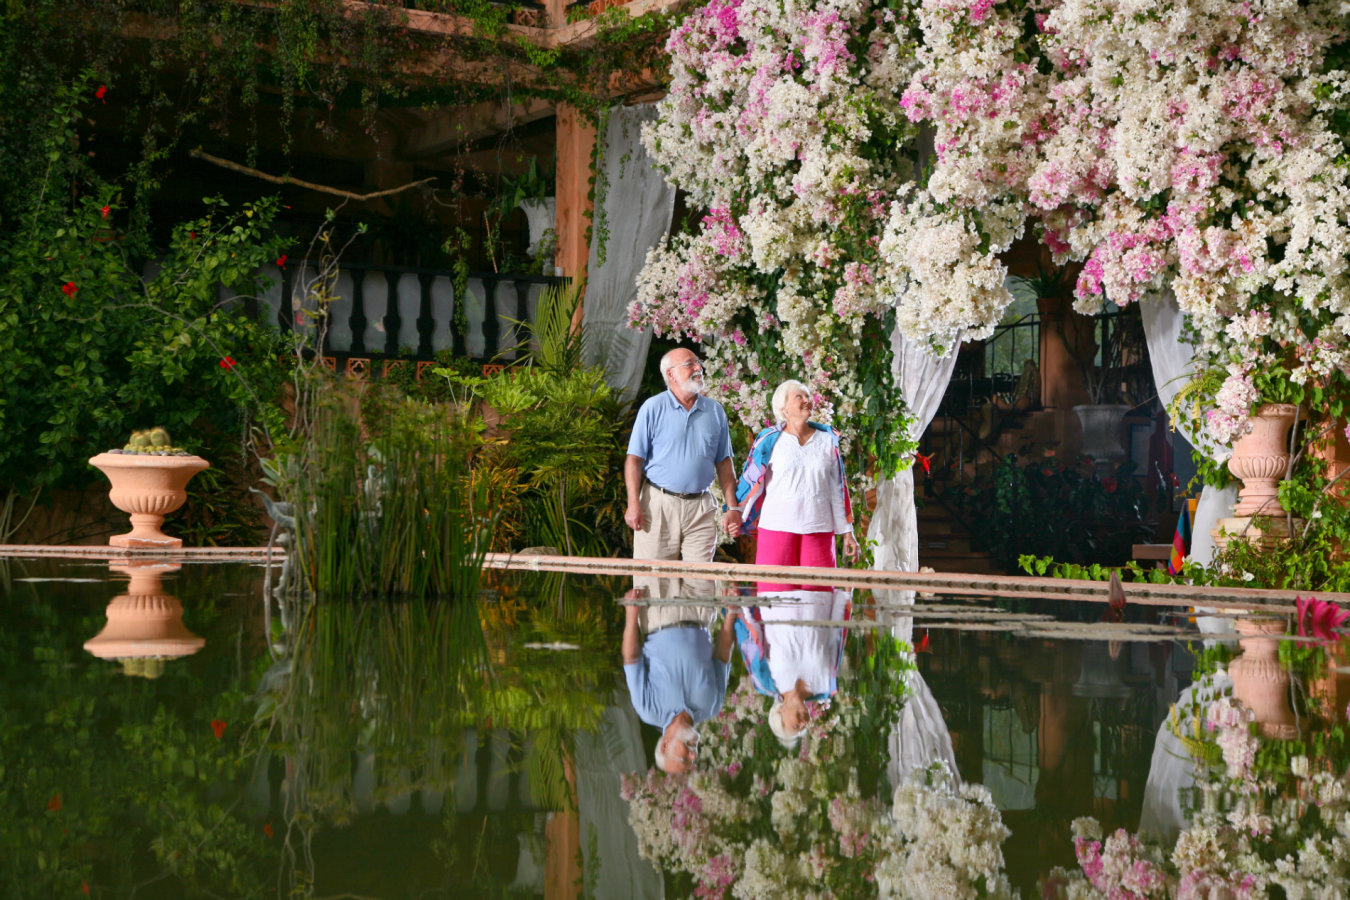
[633,0,924,477]
[1043,643,1350,898]
[889,0,1350,452]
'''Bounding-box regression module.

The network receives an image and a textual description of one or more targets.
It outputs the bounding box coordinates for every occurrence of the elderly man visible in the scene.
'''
[622,347,741,772]
[624,347,741,586]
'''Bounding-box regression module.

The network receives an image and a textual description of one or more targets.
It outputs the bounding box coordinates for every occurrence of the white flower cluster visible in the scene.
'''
[891,0,1350,445]
[1044,708,1350,899]
[633,0,924,437]
[876,761,1018,900]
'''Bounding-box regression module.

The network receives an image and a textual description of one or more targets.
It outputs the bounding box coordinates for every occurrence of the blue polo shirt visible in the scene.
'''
[627,391,734,494]
[623,627,730,728]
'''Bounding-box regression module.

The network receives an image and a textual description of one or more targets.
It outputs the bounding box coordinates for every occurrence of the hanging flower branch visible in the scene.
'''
[891,0,1350,448]
[631,0,924,476]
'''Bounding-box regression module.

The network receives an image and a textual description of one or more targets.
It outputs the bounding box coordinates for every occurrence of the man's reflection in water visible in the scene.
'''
[734,588,850,746]
[621,586,737,773]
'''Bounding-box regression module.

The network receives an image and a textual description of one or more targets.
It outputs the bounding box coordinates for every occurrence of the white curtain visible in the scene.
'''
[1140,291,1237,566]
[886,608,961,789]
[867,329,960,574]
[575,696,664,899]
[582,104,677,406]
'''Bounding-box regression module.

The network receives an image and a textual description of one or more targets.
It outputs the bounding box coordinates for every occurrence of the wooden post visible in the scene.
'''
[544,755,582,899]
[555,103,597,332]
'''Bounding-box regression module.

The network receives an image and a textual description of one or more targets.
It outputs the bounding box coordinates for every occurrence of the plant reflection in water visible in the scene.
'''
[622,597,1020,899]
[1046,617,1350,898]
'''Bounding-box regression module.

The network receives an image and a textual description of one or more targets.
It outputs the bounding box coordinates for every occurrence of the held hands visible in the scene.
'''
[843,532,861,562]
[720,508,742,538]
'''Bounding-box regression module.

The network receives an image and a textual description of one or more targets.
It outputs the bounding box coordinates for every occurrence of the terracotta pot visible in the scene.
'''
[1229,617,1297,740]
[89,452,210,548]
[1227,403,1298,517]
[84,562,204,678]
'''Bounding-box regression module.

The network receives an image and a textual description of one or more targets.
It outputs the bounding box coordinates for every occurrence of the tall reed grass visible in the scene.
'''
[281,391,495,600]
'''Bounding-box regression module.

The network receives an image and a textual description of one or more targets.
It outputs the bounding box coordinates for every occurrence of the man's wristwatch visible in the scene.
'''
[722,503,742,514]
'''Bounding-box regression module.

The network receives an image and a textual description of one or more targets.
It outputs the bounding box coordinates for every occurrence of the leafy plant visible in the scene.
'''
[948,454,1154,570]
[0,76,291,542]
[268,382,496,600]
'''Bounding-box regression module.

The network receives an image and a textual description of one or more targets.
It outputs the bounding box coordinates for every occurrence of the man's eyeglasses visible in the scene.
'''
[667,360,703,374]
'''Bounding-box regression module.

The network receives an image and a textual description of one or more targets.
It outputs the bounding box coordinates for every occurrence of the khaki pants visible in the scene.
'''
[633,483,718,632]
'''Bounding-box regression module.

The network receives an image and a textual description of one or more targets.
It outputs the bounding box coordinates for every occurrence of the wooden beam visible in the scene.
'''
[403,97,557,159]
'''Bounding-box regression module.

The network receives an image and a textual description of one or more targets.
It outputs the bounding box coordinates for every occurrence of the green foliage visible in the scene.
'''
[268,381,496,600]
[0,563,272,897]
[946,455,1154,570]
[0,73,292,542]
[477,366,624,555]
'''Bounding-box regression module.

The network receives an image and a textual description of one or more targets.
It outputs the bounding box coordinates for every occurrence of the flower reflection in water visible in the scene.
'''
[1046,631,1350,898]
[622,630,1020,899]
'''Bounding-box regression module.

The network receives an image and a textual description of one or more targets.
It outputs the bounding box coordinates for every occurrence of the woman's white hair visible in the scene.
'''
[771,379,811,424]
[767,698,805,748]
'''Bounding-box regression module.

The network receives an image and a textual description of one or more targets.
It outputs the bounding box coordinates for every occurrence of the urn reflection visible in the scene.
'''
[1228,617,1297,740]
[83,563,205,678]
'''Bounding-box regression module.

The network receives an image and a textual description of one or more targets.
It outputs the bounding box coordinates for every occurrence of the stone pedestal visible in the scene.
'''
[1211,515,1304,555]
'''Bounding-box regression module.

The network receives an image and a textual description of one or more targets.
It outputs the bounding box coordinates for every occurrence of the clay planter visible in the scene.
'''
[84,562,204,678]
[89,452,210,548]
[1229,617,1297,740]
[1228,403,1298,517]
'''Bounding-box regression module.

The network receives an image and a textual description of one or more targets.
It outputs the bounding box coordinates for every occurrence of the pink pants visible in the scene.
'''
[755,528,836,594]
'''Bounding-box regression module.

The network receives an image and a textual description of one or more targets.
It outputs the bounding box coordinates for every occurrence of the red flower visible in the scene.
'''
[263,822,274,839]
[1102,476,1118,494]
[914,452,932,475]
[275,254,287,269]
[219,356,236,371]
[61,282,77,297]
[100,205,110,219]
[47,792,62,812]
[1296,597,1348,642]
[188,231,196,241]
[915,631,931,653]
[81,881,89,895]
[210,719,227,739]
[95,84,107,101]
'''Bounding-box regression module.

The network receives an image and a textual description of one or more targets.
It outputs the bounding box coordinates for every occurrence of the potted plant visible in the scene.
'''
[495,156,555,262]
[88,427,209,548]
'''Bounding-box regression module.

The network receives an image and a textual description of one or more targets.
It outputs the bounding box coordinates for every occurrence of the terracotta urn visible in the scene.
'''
[1228,617,1297,740]
[84,562,204,678]
[89,452,209,548]
[1227,403,1298,517]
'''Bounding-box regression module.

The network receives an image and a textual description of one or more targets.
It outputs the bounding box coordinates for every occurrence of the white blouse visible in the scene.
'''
[760,589,847,697]
[758,429,849,535]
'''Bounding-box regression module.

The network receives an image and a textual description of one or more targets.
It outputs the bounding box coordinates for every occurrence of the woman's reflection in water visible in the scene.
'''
[734,588,851,746]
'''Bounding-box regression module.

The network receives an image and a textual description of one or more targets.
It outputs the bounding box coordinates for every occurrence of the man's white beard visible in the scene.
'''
[677,373,705,395]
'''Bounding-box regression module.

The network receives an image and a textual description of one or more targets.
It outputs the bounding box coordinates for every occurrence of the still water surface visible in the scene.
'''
[0,556,1343,898]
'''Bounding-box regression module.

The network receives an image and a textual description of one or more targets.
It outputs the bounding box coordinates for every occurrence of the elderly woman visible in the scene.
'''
[727,379,860,579]
[725,379,859,744]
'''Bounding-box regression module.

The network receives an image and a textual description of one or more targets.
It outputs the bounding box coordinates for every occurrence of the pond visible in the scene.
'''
[1,554,1346,898]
